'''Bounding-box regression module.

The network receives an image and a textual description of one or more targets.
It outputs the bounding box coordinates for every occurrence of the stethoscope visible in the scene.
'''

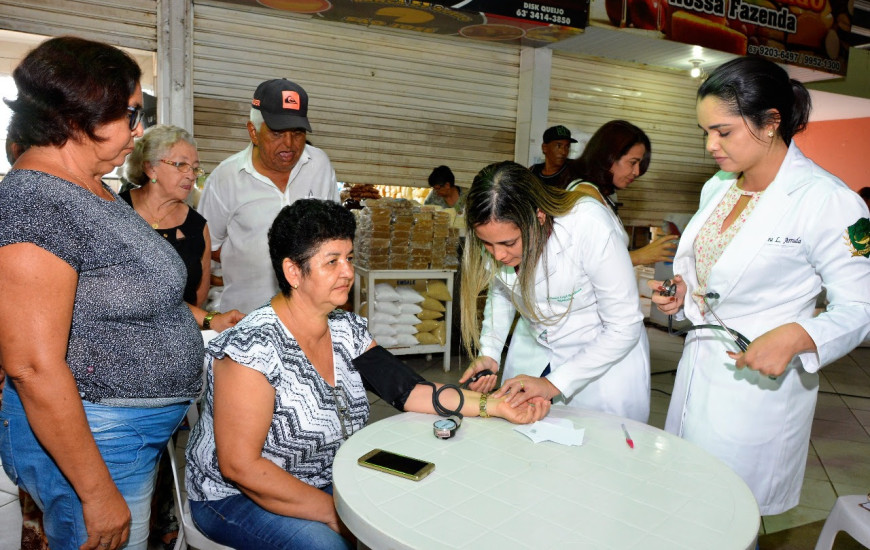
[661,279,752,352]
[663,283,777,380]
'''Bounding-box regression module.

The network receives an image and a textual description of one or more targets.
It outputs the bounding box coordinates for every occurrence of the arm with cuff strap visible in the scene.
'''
[352,345,426,411]
[352,345,465,416]
[352,346,548,425]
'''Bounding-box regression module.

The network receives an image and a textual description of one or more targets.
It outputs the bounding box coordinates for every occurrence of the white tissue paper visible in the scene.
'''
[514,417,585,446]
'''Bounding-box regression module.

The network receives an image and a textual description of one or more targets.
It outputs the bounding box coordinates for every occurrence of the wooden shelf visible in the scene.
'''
[353,267,456,372]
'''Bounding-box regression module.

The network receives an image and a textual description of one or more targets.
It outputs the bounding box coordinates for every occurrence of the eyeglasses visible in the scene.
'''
[331,384,354,440]
[127,106,144,131]
[160,159,205,178]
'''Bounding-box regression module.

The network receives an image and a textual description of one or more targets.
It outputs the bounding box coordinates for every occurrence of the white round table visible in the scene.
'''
[333,406,759,549]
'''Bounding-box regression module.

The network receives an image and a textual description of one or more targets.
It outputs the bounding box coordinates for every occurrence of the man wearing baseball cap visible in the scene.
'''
[529,124,577,189]
[198,78,339,313]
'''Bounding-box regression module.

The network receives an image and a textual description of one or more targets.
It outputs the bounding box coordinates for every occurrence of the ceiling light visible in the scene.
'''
[689,59,704,79]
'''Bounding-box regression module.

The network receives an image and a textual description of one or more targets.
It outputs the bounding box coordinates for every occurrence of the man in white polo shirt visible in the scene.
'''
[198,79,339,313]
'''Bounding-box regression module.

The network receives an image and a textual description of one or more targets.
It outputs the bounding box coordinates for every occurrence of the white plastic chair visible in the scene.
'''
[167,406,233,550]
[814,494,870,550]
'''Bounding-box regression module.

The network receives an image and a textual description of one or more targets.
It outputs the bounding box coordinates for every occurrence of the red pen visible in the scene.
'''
[621,423,634,449]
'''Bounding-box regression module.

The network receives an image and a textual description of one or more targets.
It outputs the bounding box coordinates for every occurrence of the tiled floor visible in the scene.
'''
[2,326,868,548]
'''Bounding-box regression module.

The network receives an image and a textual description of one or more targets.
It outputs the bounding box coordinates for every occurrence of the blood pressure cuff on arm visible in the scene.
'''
[352,345,425,411]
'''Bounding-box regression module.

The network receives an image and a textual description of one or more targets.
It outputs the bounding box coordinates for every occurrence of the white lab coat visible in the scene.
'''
[479,198,651,422]
[666,143,870,515]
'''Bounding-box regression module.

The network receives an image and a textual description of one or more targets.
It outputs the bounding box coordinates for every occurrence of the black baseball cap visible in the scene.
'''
[543,125,577,144]
[251,78,312,132]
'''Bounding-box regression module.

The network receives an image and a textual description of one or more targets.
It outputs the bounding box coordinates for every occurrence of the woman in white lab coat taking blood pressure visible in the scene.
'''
[459,161,650,422]
[462,121,676,419]
[650,56,870,515]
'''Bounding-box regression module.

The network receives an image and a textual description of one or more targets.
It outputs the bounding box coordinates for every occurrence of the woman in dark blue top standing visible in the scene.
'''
[0,36,203,550]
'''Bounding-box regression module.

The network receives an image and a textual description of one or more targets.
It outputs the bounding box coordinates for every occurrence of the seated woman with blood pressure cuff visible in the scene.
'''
[184,199,551,550]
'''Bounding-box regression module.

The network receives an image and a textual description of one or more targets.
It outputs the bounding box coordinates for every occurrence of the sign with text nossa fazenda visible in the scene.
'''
[590,0,856,75]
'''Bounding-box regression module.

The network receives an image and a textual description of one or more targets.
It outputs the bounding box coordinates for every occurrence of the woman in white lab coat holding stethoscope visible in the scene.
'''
[650,57,870,515]
[458,161,650,422]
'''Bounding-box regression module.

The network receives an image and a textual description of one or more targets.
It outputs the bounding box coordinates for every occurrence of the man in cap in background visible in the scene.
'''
[198,78,339,313]
[529,124,577,189]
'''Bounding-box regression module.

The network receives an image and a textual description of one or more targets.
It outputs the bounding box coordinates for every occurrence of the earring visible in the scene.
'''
[293,284,298,289]
[767,130,775,138]
[151,178,157,183]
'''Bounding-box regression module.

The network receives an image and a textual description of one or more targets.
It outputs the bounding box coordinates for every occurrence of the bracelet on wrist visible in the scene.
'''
[203,310,220,330]
[479,393,490,418]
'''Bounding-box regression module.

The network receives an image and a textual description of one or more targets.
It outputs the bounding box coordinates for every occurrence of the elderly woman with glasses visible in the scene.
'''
[0,37,204,550]
[121,124,242,548]
[122,124,243,332]
[185,199,550,550]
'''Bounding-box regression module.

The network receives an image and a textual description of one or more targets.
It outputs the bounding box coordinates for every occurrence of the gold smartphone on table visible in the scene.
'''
[357,449,435,481]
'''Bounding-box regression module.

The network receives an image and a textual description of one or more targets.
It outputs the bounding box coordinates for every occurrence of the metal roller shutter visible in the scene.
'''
[0,0,158,52]
[193,1,521,189]
[549,52,718,227]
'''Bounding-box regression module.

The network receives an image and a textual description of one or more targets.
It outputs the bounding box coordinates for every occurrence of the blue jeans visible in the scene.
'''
[0,382,188,550]
[190,486,353,550]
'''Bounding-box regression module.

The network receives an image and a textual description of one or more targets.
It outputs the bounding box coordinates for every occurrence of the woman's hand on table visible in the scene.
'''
[492,375,559,407]
[458,356,499,393]
[212,310,244,332]
[648,275,686,315]
[79,486,131,550]
[489,395,551,424]
[726,322,815,378]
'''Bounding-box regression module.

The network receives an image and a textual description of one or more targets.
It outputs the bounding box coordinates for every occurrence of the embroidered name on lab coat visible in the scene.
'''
[766,235,802,247]
[548,288,582,302]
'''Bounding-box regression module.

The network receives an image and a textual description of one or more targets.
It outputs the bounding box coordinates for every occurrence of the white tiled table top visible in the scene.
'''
[333,406,759,550]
